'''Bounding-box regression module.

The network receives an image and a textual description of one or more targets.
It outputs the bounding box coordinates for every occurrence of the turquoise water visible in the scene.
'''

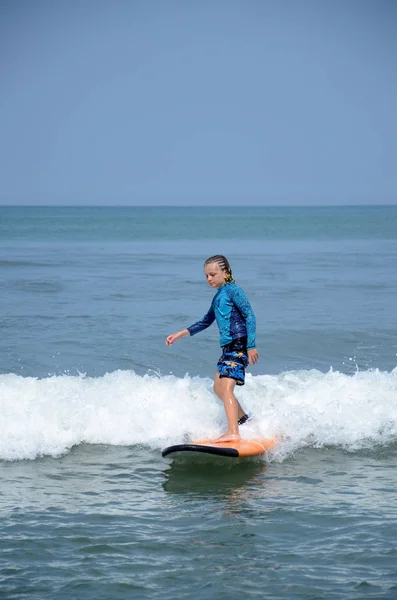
[1,205,397,598]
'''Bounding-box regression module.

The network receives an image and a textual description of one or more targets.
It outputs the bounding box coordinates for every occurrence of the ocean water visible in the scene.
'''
[1,205,397,599]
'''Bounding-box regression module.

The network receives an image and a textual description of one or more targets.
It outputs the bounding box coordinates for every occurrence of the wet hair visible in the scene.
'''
[204,255,234,283]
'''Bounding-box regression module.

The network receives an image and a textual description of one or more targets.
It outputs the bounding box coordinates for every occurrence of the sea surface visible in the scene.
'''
[1,205,397,599]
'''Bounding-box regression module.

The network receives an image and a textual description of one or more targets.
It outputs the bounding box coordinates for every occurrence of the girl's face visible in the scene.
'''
[204,262,226,289]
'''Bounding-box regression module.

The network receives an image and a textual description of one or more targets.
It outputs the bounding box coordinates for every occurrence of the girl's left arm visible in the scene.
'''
[230,286,257,351]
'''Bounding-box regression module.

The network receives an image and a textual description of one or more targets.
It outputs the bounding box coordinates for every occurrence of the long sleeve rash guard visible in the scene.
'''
[187,282,256,350]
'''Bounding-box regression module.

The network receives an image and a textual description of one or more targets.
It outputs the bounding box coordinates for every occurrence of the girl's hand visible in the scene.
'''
[165,329,189,346]
[247,349,259,365]
[166,333,179,346]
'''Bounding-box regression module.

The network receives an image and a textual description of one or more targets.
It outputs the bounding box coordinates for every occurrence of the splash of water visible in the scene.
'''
[1,367,396,461]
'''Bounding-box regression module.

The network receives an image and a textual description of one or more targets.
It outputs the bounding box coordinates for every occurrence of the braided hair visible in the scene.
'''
[204,255,234,283]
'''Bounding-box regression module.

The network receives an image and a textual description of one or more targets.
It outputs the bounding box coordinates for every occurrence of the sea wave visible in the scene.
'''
[1,367,397,461]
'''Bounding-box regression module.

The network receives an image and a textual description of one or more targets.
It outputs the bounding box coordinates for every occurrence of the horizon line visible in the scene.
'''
[0,202,396,208]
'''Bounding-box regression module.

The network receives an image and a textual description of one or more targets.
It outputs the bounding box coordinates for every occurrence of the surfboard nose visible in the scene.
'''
[162,438,276,458]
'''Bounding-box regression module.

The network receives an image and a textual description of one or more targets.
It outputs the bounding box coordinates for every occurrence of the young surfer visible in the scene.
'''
[166,255,258,442]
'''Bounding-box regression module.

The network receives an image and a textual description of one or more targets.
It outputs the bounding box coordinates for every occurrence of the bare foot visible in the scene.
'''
[214,432,241,443]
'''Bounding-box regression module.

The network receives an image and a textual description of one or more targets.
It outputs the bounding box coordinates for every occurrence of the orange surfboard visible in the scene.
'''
[162,437,276,458]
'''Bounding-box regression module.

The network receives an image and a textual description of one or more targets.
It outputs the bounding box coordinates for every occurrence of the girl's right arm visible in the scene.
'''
[166,305,215,346]
[186,306,215,337]
[165,329,190,346]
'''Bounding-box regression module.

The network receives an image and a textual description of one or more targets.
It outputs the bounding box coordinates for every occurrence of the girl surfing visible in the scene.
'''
[166,255,258,442]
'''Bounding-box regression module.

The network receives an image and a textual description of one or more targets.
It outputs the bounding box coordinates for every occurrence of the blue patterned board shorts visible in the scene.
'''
[216,337,248,386]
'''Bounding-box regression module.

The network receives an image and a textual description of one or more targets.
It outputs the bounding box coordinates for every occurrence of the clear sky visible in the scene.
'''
[1,0,396,206]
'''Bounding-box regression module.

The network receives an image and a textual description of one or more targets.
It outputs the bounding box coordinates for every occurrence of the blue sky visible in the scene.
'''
[1,0,396,205]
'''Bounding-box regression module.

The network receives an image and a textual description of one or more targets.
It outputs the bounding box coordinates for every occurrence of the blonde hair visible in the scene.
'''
[204,255,234,283]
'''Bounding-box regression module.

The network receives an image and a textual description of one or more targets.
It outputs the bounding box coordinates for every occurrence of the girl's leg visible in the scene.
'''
[213,372,242,441]
[213,371,246,420]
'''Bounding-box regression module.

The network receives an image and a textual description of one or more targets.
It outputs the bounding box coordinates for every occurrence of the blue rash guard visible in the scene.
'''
[187,282,256,350]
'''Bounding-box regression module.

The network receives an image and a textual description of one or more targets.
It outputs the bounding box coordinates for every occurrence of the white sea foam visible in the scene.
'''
[1,368,397,461]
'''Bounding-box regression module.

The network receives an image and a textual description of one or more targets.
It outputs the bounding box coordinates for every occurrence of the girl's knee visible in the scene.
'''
[213,380,223,399]
[213,383,222,399]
